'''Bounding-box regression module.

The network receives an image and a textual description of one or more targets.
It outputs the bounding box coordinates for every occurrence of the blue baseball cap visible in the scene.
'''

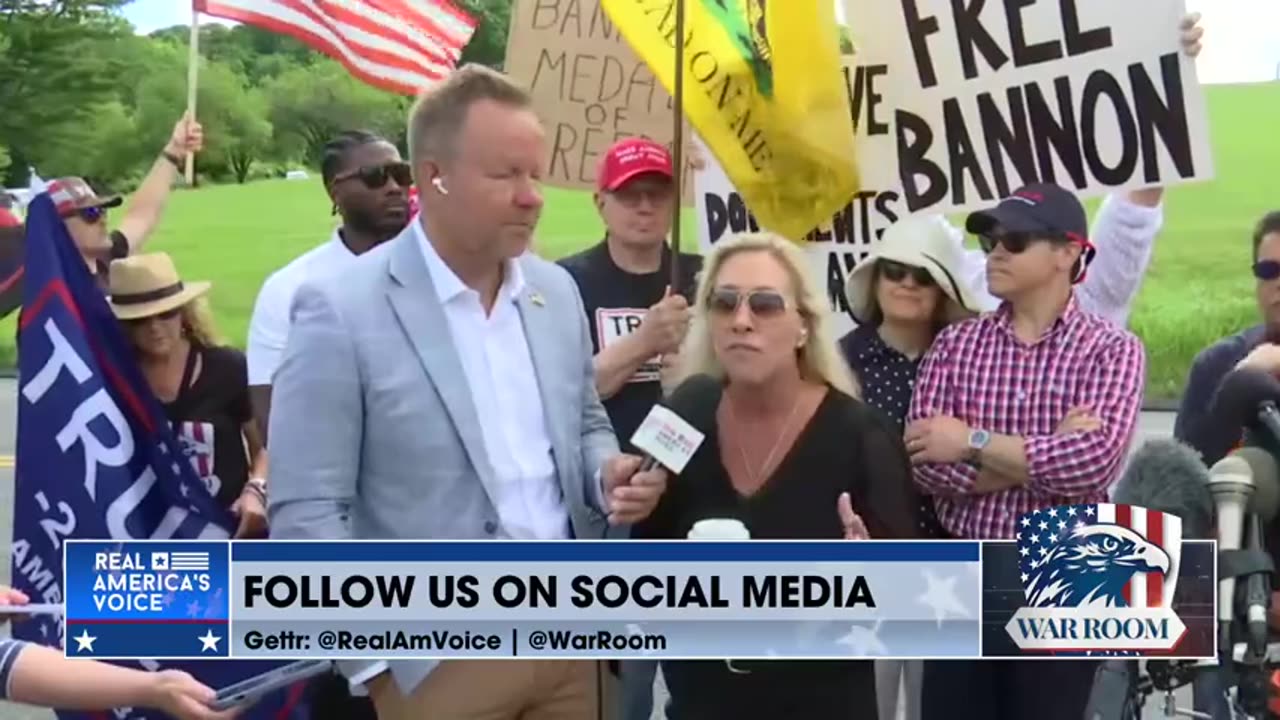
[965,183,1096,282]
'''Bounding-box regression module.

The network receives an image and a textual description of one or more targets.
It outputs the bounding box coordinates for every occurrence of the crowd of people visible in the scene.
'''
[4,9,1279,720]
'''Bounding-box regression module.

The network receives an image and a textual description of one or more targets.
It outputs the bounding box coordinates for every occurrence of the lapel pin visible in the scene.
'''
[530,291,545,307]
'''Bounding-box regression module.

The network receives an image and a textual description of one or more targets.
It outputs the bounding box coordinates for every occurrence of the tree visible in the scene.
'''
[455,0,512,69]
[0,0,134,185]
[263,61,408,166]
[133,51,274,184]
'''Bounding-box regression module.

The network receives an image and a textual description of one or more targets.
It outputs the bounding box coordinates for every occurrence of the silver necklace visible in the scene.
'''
[724,392,804,489]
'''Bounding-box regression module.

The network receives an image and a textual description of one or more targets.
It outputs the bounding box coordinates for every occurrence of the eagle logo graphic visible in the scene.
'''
[1010,503,1186,655]
[1024,524,1170,609]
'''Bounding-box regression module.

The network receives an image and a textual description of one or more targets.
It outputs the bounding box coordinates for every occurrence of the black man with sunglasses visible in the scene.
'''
[246,130,411,444]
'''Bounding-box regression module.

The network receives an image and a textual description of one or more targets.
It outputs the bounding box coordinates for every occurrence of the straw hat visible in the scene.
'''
[844,215,982,326]
[108,253,211,321]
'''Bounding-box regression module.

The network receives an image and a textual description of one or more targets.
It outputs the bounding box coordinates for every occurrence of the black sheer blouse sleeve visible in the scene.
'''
[847,399,923,539]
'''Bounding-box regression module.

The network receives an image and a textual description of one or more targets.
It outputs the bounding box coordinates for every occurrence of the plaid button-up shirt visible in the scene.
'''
[907,295,1145,540]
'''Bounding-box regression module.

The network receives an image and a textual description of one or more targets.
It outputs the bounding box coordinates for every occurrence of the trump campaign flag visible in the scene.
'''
[10,194,311,718]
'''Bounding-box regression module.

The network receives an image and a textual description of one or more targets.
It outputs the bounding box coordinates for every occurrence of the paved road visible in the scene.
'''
[0,381,1192,719]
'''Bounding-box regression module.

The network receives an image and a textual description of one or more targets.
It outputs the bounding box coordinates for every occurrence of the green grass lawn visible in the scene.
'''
[1,82,1275,402]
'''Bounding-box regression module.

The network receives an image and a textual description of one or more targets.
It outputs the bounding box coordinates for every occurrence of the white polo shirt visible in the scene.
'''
[246,231,356,385]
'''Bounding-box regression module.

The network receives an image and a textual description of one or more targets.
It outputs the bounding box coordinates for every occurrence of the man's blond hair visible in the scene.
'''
[407,64,533,171]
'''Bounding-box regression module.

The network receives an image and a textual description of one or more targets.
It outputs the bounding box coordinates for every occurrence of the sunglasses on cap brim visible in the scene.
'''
[707,288,788,317]
[333,162,412,190]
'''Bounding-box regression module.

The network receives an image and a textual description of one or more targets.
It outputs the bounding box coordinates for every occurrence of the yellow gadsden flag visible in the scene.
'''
[601,0,859,242]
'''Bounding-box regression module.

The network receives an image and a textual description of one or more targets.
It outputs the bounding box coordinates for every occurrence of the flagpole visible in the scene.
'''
[669,0,686,290]
[185,5,200,186]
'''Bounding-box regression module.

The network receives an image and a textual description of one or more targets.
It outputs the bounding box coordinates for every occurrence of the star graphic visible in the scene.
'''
[1067,507,1078,517]
[1086,507,1096,517]
[162,592,176,607]
[917,569,970,628]
[835,620,888,657]
[198,629,221,652]
[187,600,202,618]
[73,629,97,652]
[1020,516,1031,527]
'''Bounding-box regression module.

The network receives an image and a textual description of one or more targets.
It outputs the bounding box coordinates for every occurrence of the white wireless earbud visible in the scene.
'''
[432,177,449,195]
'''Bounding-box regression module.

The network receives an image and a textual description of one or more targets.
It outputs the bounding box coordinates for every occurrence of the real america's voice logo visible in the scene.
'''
[1006,503,1185,653]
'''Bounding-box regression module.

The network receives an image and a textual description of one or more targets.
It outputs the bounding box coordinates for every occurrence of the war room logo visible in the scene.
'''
[1007,503,1186,653]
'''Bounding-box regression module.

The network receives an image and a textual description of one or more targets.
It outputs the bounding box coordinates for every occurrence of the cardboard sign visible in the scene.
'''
[503,0,692,202]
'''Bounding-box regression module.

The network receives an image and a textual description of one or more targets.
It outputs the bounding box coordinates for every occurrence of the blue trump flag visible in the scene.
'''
[11,194,312,718]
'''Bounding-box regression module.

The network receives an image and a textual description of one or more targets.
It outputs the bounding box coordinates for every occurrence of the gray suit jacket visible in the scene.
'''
[266,226,620,694]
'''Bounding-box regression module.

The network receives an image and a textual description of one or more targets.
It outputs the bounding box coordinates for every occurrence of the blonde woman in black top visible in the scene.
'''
[648,233,920,719]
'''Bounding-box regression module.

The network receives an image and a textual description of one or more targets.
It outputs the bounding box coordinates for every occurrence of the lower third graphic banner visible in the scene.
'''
[63,534,1216,660]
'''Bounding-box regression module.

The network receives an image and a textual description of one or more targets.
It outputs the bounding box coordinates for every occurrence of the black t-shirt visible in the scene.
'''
[643,385,920,718]
[558,241,703,453]
[163,344,254,510]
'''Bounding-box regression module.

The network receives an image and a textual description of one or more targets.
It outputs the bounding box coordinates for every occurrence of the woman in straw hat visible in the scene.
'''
[839,215,981,720]
[109,253,267,538]
[650,233,919,719]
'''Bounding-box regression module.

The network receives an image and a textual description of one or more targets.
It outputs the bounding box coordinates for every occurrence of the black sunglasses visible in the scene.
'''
[1254,260,1280,281]
[979,231,1048,254]
[879,260,935,287]
[333,162,412,190]
[707,288,787,317]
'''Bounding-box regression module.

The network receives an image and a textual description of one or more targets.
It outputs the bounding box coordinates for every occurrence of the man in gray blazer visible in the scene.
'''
[266,64,669,720]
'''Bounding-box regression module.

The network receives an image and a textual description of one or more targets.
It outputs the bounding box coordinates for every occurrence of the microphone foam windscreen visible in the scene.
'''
[663,373,723,423]
[1213,367,1280,429]
[1114,438,1214,539]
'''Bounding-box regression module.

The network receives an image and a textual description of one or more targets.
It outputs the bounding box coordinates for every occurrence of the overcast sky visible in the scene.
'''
[125,0,1278,84]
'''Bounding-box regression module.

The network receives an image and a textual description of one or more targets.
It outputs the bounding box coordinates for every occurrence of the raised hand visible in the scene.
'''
[838,492,869,540]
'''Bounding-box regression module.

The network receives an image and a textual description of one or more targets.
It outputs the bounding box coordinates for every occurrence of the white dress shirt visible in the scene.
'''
[413,221,572,541]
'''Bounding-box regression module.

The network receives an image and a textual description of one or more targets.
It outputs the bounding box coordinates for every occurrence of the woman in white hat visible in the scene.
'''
[839,215,981,720]
[109,253,267,538]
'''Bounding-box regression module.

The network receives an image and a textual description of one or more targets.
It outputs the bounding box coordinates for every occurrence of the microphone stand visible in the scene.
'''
[1235,514,1273,718]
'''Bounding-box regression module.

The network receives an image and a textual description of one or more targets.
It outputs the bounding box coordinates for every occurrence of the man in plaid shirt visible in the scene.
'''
[905,182,1146,720]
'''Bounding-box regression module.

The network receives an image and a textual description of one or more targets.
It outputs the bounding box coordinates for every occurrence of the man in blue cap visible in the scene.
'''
[905,182,1147,720]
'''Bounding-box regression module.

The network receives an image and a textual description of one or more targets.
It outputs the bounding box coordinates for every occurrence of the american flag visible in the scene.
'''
[194,0,479,95]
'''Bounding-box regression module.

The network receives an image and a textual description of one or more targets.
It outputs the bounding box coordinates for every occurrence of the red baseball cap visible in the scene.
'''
[597,138,673,192]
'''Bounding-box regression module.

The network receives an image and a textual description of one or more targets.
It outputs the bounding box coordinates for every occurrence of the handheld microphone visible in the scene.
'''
[629,374,720,475]
[1112,438,1214,539]
[1208,453,1256,651]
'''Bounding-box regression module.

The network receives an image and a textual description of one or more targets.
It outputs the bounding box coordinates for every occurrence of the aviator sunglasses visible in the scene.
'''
[333,161,413,190]
[879,259,935,286]
[707,287,788,317]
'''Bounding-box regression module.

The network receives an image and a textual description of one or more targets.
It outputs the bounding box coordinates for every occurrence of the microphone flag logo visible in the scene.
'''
[1007,503,1185,655]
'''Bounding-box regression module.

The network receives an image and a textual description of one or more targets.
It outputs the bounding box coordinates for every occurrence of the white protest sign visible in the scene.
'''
[844,0,1214,214]
[696,1,1213,338]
